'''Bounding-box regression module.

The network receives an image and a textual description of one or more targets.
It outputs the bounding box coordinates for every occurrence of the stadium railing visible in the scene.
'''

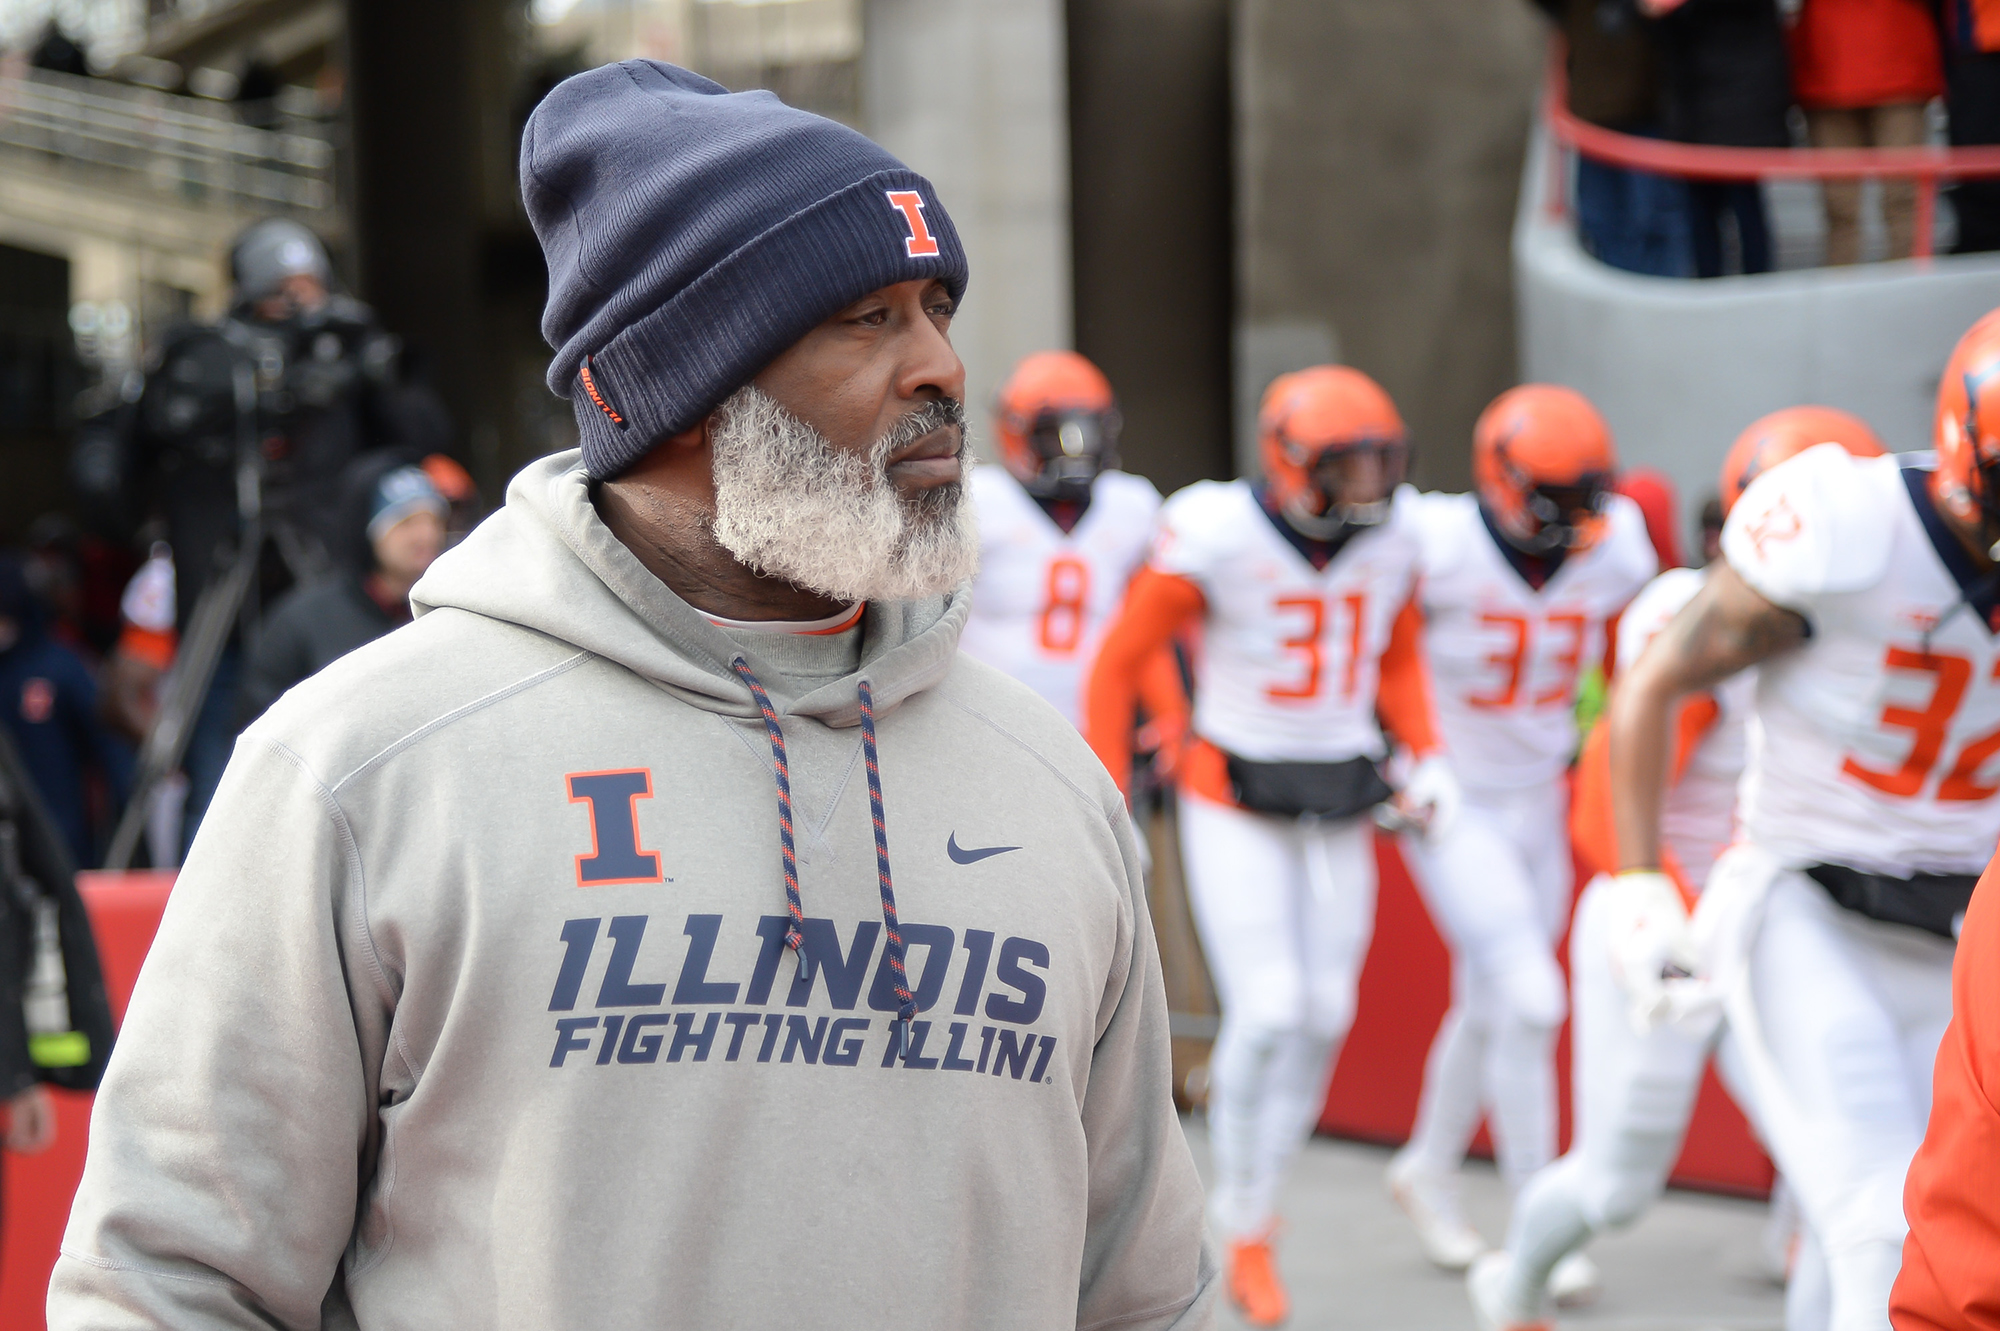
[1540,46,2000,262]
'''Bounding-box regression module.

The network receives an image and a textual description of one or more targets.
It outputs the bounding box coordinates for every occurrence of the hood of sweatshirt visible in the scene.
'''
[411,449,970,724]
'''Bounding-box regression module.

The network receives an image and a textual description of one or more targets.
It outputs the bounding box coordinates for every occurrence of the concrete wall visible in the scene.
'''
[862,0,1073,458]
[1235,0,1545,488]
[1515,122,2000,535]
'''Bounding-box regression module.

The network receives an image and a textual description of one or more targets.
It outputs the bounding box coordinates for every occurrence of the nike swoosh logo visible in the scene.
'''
[947,832,1020,865]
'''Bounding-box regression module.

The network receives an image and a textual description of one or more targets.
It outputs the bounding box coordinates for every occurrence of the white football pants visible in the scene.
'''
[1179,792,1377,1239]
[1400,778,1572,1189]
[1727,864,1954,1331]
[1500,872,1718,1311]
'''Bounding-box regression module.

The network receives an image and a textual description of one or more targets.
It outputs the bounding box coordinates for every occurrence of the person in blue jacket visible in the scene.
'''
[0,554,131,869]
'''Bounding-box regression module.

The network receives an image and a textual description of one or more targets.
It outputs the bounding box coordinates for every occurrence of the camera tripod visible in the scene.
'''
[104,350,327,871]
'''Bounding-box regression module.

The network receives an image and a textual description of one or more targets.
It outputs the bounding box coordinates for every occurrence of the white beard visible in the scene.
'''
[707,384,980,604]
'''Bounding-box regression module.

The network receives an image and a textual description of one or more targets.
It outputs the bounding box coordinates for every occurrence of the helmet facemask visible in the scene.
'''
[1282,436,1407,540]
[1019,407,1121,503]
[1502,469,1611,555]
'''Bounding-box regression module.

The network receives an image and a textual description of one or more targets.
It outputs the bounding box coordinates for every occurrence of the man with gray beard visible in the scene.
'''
[51,60,1215,1331]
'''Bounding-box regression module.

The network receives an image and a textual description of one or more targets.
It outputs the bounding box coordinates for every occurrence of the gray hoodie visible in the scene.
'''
[50,453,1216,1330]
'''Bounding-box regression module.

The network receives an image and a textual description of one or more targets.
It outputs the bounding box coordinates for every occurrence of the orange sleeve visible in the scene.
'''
[1135,646,1191,746]
[1085,568,1206,795]
[1670,692,1720,785]
[1569,694,1715,908]
[1601,610,1624,683]
[1893,853,2000,1331]
[1570,719,1616,881]
[1377,592,1441,757]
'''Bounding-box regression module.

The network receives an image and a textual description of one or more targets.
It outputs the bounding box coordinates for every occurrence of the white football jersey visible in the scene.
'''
[1725,445,2000,877]
[1413,490,1657,790]
[1616,566,1753,887]
[960,465,1162,727]
[1148,479,1424,763]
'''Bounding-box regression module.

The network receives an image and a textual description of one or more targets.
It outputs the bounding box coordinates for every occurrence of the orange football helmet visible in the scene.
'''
[1473,384,1617,554]
[1932,308,2000,549]
[994,351,1121,501]
[1257,365,1407,539]
[1719,406,1885,515]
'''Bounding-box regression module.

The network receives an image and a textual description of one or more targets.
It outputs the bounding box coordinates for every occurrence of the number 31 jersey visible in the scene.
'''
[1147,478,1423,763]
[1412,490,1657,790]
[961,465,1163,727]
[1723,444,2000,877]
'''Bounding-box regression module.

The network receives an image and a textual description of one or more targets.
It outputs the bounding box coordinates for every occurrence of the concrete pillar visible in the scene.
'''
[348,0,549,491]
[1235,0,1545,489]
[861,0,1073,456]
[1068,0,1234,496]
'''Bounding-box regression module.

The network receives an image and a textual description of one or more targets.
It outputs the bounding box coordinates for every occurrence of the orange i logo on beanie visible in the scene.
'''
[884,190,941,258]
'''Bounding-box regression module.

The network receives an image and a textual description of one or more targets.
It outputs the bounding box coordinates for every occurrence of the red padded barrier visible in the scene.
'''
[1,871,173,1331]
[1319,835,1772,1198]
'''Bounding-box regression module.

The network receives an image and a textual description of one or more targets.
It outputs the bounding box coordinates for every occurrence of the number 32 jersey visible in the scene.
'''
[1724,444,2000,877]
[1412,490,1657,790]
[1148,478,1424,762]
[961,465,1163,727]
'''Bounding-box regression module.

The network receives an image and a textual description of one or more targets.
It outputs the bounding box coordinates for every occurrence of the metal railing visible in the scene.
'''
[0,64,334,214]
[1543,45,2000,262]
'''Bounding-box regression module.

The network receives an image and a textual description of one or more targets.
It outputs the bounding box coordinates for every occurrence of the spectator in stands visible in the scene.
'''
[236,463,447,725]
[1944,0,2000,252]
[1646,0,1792,276]
[0,555,130,870]
[1789,0,1944,263]
[1535,0,1693,275]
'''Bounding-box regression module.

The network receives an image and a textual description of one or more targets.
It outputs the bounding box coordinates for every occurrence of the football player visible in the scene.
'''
[1588,310,2000,1331]
[1085,365,1459,1327]
[961,352,1182,734]
[1389,386,1656,1279]
[1468,406,1888,1331]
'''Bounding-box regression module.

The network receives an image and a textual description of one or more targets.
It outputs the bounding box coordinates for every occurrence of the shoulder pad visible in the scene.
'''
[1152,479,1245,575]
[1596,493,1662,585]
[1615,567,1705,673]
[1100,468,1164,508]
[1722,442,1896,610]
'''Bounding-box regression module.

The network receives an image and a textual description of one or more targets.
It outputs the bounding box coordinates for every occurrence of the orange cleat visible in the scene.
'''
[1227,1232,1291,1328]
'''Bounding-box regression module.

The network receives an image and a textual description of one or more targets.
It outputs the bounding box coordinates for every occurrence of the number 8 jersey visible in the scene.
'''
[1411,489,1657,789]
[1723,444,2000,876]
[960,464,1163,727]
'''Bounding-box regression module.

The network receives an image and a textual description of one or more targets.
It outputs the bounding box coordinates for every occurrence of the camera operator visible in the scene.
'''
[78,219,452,854]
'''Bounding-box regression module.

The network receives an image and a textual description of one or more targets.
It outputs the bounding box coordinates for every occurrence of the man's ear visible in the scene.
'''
[664,417,710,455]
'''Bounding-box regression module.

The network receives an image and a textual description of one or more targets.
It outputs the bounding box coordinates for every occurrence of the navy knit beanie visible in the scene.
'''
[522,61,970,480]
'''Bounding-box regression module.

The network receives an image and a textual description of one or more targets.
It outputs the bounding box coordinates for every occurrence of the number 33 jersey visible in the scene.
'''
[1147,478,1423,762]
[1723,444,2000,877]
[961,465,1163,727]
[1412,490,1657,790]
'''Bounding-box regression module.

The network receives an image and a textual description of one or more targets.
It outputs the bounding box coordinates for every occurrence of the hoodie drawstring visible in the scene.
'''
[731,660,919,1053]
[731,658,809,979]
[858,680,920,1055]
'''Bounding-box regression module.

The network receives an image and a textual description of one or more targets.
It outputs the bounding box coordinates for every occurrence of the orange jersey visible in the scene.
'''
[1892,854,2000,1331]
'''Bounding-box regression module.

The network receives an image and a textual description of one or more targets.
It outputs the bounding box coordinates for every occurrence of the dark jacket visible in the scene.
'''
[0,627,131,872]
[238,575,409,726]
[1536,0,1665,129]
[76,298,452,629]
[1656,0,1794,146]
[0,726,115,1097]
